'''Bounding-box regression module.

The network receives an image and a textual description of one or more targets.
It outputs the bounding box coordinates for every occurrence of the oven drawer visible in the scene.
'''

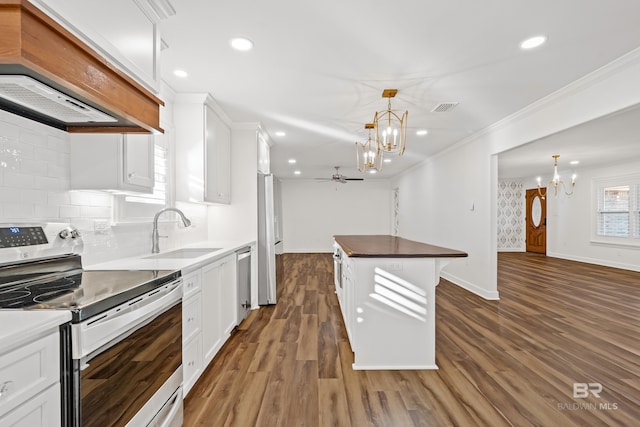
[0,332,59,418]
[182,293,202,343]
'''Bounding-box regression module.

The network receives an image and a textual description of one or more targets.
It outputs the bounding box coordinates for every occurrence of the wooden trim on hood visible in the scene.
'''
[0,0,163,133]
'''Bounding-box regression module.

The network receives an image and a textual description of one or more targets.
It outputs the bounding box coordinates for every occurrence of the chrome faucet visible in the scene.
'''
[151,207,192,253]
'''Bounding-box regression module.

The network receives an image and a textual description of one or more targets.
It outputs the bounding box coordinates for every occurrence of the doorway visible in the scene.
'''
[525,188,546,253]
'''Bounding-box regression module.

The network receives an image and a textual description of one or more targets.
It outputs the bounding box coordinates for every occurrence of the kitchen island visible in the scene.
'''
[333,235,467,370]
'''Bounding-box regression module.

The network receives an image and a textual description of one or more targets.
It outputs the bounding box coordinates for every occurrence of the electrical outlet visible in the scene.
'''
[94,220,109,234]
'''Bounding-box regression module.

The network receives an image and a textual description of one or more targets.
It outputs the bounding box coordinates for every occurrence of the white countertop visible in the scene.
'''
[85,240,255,273]
[0,311,71,354]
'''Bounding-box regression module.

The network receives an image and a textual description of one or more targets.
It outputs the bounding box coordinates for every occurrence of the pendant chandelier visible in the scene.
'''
[373,89,408,156]
[537,155,576,198]
[356,123,383,172]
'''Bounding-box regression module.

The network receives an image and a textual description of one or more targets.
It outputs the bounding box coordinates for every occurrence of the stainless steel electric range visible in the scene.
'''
[0,224,183,427]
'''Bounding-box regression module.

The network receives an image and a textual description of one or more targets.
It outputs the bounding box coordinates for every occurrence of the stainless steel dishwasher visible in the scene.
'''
[237,247,252,324]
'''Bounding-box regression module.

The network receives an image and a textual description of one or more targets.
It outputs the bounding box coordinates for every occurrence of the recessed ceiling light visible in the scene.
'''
[275,131,286,137]
[368,169,377,174]
[416,129,428,136]
[294,170,301,175]
[520,35,547,50]
[173,69,188,78]
[288,159,296,164]
[383,158,392,163]
[570,160,580,165]
[230,37,254,51]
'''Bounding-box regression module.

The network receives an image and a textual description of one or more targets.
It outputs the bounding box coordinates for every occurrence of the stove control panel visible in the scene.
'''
[0,226,48,248]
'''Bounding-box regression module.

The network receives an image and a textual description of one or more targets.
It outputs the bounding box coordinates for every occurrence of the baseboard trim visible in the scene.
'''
[440,271,500,300]
[352,363,439,371]
[547,251,640,272]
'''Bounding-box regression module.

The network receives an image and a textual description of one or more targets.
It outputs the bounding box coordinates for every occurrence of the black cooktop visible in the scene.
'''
[0,254,180,322]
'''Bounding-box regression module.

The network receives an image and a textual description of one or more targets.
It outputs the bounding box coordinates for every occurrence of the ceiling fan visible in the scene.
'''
[315,166,364,184]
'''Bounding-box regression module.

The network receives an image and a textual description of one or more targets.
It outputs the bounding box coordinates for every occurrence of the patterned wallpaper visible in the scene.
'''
[497,180,525,251]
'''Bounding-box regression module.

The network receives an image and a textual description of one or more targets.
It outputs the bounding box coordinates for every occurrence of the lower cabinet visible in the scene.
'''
[201,255,237,366]
[182,253,237,396]
[0,331,61,426]
[181,270,203,396]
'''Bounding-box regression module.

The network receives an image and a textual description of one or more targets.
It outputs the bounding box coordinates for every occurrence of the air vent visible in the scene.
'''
[0,76,117,123]
[431,102,459,113]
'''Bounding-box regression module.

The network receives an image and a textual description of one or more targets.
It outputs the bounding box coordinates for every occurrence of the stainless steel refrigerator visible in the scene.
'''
[257,173,277,304]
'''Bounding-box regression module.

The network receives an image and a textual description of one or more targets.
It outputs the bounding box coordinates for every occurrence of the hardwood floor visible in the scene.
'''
[184,252,640,426]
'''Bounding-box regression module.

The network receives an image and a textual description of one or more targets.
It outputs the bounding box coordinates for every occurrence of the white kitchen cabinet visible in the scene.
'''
[200,254,237,366]
[181,270,202,397]
[174,94,232,204]
[70,133,155,193]
[181,253,237,393]
[0,331,61,426]
[257,131,270,174]
[219,256,238,337]
[29,0,170,93]
[201,261,223,366]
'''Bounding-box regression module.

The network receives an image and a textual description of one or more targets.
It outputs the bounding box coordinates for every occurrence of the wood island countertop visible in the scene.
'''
[334,235,468,258]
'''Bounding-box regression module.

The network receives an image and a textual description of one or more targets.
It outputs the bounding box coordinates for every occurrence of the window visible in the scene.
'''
[598,185,629,237]
[593,174,640,245]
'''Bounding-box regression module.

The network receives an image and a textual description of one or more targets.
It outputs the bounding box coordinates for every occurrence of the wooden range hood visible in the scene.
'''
[0,0,163,133]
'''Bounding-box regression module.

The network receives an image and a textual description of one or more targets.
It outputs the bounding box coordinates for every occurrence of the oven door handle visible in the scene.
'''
[72,280,182,359]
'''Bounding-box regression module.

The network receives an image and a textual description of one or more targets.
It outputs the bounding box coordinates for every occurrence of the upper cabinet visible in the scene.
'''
[257,131,270,175]
[28,0,174,95]
[174,94,232,204]
[70,133,155,193]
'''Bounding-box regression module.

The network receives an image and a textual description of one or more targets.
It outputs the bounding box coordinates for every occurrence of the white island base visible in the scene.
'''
[334,235,467,370]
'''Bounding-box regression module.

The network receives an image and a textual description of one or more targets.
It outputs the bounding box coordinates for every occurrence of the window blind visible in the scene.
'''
[597,185,630,237]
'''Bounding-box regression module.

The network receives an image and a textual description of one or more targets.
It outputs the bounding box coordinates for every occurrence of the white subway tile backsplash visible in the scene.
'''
[35,176,68,191]
[48,191,71,206]
[3,203,35,219]
[47,163,68,179]
[20,158,48,176]
[88,192,112,206]
[69,191,93,206]
[47,135,69,153]
[34,204,59,219]
[0,120,19,143]
[80,205,111,218]
[19,189,47,204]
[59,205,81,218]
[20,130,47,147]
[4,171,36,188]
[0,187,20,203]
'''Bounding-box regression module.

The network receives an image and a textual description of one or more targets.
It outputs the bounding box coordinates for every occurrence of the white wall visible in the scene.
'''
[545,161,640,271]
[391,48,640,300]
[281,179,391,252]
[391,143,498,299]
[207,126,258,242]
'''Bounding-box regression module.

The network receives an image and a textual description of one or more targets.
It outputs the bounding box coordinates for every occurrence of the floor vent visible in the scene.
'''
[431,102,459,113]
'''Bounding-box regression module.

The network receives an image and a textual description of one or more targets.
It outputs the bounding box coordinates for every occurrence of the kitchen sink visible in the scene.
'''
[144,248,222,259]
